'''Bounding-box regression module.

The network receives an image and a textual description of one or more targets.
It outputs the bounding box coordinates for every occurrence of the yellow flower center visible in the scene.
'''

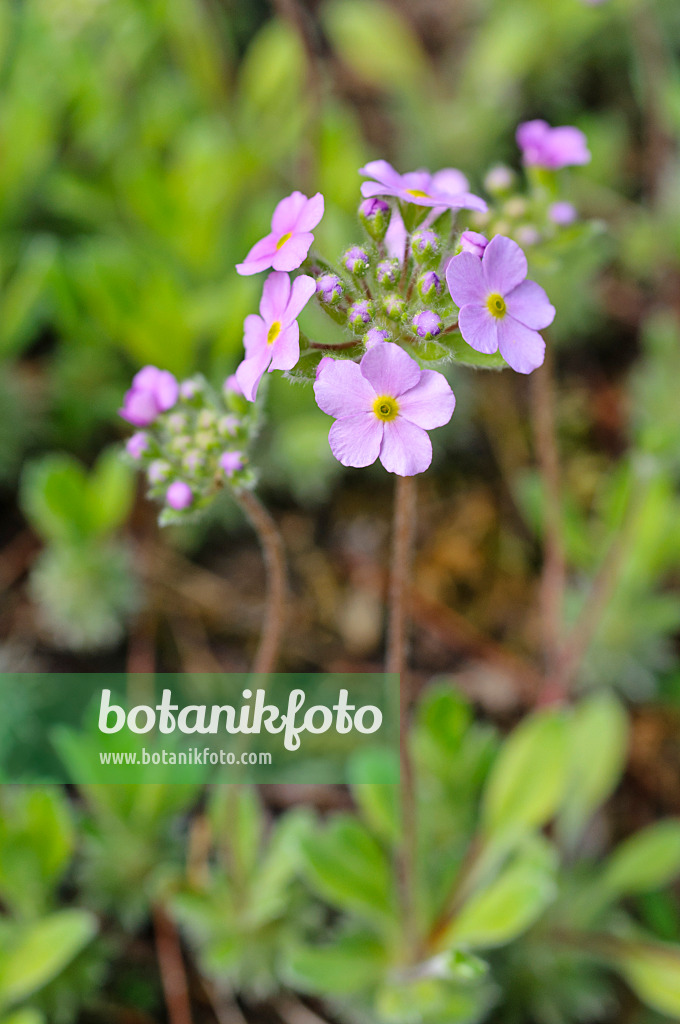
[373,395,399,422]
[406,189,429,199]
[267,321,282,345]
[486,293,507,319]
[276,232,292,250]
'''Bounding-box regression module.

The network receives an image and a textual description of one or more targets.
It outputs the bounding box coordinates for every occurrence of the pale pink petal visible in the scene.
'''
[271,191,308,234]
[482,235,527,295]
[431,168,469,195]
[397,370,456,429]
[271,232,314,271]
[259,272,291,321]
[446,252,486,307]
[314,358,376,418]
[283,274,316,323]
[236,233,278,275]
[120,389,158,426]
[235,348,272,402]
[385,209,407,262]
[133,366,163,389]
[516,120,550,151]
[156,370,179,411]
[497,316,546,374]
[329,414,383,468]
[243,314,267,357]
[295,192,324,231]
[379,418,432,476]
[505,279,556,330]
[400,170,433,194]
[269,323,299,371]
[458,304,499,354]
[360,342,420,398]
[359,160,403,188]
[545,127,590,168]
[360,181,402,200]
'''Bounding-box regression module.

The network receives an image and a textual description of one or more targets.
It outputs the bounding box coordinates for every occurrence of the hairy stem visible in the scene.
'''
[387,473,419,958]
[235,489,288,675]
[153,904,194,1024]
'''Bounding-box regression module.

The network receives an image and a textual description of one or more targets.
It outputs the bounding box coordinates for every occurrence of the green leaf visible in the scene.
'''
[442,838,557,950]
[86,447,135,536]
[20,455,91,544]
[0,1010,45,1024]
[615,942,680,1019]
[286,930,386,996]
[603,820,680,895]
[0,910,97,1010]
[481,709,568,841]
[449,335,507,369]
[301,814,394,929]
[559,693,628,845]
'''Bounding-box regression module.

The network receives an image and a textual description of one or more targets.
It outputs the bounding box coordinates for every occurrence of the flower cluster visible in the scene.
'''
[226,121,591,476]
[120,368,257,523]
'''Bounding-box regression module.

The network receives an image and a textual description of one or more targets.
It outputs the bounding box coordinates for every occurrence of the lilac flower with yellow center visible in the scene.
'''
[446,235,555,375]
[313,343,455,476]
[516,120,590,170]
[236,191,324,276]
[359,160,487,213]
[236,271,316,401]
[119,366,178,427]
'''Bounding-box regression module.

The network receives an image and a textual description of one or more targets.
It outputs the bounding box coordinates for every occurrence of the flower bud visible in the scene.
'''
[382,294,406,321]
[218,414,239,437]
[183,450,205,474]
[166,480,193,510]
[343,246,370,276]
[223,374,243,396]
[220,450,244,477]
[376,259,399,286]
[417,271,442,301]
[504,197,528,219]
[549,201,577,226]
[411,229,440,263]
[359,197,391,241]
[148,459,171,485]
[348,299,373,333]
[516,225,541,247]
[196,430,218,450]
[412,310,442,340]
[484,164,516,194]
[126,432,149,459]
[365,328,390,350]
[170,434,192,456]
[197,409,217,430]
[316,273,343,305]
[460,231,489,257]
[167,412,187,434]
[180,379,200,401]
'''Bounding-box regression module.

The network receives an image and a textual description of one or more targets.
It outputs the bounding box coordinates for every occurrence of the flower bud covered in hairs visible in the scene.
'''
[348,299,373,333]
[359,197,391,241]
[316,273,343,305]
[412,310,442,340]
[343,246,370,276]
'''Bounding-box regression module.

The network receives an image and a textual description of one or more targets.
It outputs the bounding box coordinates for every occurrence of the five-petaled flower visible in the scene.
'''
[314,343,455,477]
[359,160,487,213]
[236,271,316,401]
[516,120,590,170]
[236,191,324,276]
[446,235,555,375]
[120,366,178,427]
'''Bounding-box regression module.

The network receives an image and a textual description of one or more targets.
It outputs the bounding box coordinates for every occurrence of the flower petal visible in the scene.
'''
[236,234,278,275]
[359,160,402,188]
[431,167,469,195]
[295,192,324,231]
[398,369,456,429]
[313,358,376,418]
[284,274,316,323]
[360,181,401,200]
[120,389,158,427]
[506,279,556,330]
[482,235,527,295]
[379,418,432,476]
[259,272,291,322]
[497,316,546,374]
[271,191,308,234]
[329,414,383,468]
[243,313,267,356]
[156,370,179,411]
[271,232,314,271]
[269,322,299,372]
[235,348,272,402]
[446,252,487,307]
[458,304,499,354]
[360,342,421,399]
[385,208,407,262]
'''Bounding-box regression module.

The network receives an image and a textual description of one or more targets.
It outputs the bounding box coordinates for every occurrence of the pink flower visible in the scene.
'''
[516,120,590,170]
[119,366,178,426]
[236,191,324,276]
[446,235,555,375]
[236,271,316,401]
[220,451,244,476]
[359,160,487,213]
[126,432,149,459]
[313,343,455,477]
[166,481,193,510]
